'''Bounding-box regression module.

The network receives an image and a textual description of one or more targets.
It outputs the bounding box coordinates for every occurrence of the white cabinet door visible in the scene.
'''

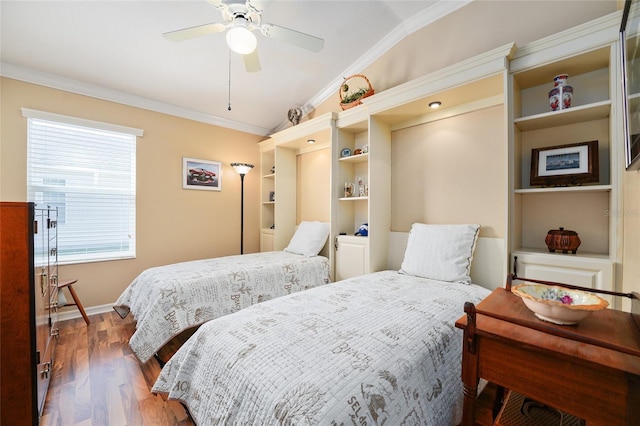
[336,236,369,281]
[511,251,614,292]
[260,230,274,252]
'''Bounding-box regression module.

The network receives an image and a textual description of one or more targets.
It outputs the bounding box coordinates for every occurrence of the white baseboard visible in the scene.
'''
[57,302,116,323]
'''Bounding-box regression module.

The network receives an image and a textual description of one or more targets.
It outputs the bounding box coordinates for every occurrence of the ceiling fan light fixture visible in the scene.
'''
[226,25,257,55]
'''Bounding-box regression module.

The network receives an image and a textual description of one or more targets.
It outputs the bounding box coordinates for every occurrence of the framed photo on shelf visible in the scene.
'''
[530,140,599,187]
[183,157,222,191]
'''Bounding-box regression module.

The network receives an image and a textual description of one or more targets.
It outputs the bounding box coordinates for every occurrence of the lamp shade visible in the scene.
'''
[231,162,254,176]
[226,24,257,55]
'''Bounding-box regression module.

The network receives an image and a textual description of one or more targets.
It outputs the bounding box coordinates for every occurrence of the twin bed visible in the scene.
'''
[114,221,332,363]
[153,270,490,425]
[131,222,493,425]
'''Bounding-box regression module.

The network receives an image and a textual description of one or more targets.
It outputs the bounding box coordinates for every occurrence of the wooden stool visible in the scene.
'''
[58,279,90,325]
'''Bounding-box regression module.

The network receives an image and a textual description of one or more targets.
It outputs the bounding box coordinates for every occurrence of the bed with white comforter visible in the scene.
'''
[152,270,491,425]
[114,250,330,363]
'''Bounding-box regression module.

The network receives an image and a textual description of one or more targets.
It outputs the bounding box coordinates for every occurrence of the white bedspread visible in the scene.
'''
[114,251,330,363]
[152,270,491,425]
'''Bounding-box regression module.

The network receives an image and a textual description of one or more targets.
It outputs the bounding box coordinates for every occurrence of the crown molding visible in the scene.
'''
[509,9,621,73]
[298,1,472,119]
[0,62,271,136]
[269,0,472,134]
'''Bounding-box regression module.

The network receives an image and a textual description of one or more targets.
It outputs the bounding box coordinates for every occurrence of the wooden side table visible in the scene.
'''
[58,279,90,325]
[455,276,640,425]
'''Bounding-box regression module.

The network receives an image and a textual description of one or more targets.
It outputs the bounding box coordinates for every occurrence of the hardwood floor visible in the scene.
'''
[41,311,497,426]
[41,311,194,426]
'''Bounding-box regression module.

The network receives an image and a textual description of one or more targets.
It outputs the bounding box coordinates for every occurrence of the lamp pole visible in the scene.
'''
[239,172,246,254]
[231,163,254,254]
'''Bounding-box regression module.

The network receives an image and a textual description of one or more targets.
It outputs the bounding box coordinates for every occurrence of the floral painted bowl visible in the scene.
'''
[512,283,609,325]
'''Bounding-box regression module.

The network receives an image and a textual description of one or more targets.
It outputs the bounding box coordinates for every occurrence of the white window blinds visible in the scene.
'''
[23,108,142,264]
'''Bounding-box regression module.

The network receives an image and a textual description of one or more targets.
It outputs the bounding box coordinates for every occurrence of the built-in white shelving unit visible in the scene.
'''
[261,10,629,292]
[507,11,623,295]
[259,112,337,267]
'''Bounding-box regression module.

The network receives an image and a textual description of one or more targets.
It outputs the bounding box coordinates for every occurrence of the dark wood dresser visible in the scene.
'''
[1,202,59,425]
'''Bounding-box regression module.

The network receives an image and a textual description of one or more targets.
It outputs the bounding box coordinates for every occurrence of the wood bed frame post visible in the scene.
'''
[460,301,479,426]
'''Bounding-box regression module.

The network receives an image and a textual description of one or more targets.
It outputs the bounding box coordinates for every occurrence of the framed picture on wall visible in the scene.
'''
[530,141,599,187]
[183,157,222,191]
[621,0,640,170]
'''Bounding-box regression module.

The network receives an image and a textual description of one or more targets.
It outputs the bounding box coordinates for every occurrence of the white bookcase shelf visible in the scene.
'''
[508,12,622,295]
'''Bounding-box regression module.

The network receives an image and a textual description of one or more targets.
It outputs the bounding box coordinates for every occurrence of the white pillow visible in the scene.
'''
[399,223,480,283]
[284,221,330,257]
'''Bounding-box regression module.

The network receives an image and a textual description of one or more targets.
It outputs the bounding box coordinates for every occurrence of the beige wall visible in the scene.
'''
[391,106,505,238]
[297,147,331,223]
[310,1,616,119]
[1,77,263,308]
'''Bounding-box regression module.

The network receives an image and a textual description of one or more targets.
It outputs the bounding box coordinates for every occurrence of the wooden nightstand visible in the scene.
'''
[455,275,640,425]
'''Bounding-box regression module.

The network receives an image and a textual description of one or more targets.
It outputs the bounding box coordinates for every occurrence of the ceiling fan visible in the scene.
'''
[163,0,324,72]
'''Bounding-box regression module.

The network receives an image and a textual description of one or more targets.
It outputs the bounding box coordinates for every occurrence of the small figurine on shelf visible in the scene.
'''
[344,182,354,197]
[287,107,302,126]
[357,177,365,197]
[355,223,368,236]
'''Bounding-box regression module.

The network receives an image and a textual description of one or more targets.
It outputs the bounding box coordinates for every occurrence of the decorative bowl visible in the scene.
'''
[512,283,608,325]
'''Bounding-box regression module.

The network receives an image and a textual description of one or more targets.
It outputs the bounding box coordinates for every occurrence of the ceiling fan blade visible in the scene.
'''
[243,50,261,72]
[163,23,226,42]
[205,0,230,11]
[261,24,324,53]
[248,0,270,13]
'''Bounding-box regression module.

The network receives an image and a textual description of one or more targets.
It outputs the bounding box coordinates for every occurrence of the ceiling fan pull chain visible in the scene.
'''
[227,49,232,111]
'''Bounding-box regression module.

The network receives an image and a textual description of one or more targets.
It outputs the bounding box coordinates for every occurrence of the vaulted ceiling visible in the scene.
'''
[1,0,473,136]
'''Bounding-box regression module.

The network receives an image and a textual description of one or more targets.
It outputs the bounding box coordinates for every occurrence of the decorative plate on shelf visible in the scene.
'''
[512,283,608,325]
[341,148,352,157]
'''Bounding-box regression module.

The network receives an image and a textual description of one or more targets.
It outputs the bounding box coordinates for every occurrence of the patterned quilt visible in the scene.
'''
[152,270,491,425]
[114,251,331,363]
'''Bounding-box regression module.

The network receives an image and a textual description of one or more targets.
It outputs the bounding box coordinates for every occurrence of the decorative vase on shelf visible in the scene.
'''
[548,74,573,111]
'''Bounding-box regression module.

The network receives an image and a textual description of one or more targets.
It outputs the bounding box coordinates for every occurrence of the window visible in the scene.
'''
[23,108,142,264]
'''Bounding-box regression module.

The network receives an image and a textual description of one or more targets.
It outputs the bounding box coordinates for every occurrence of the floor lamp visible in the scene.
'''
[231,162,254,254]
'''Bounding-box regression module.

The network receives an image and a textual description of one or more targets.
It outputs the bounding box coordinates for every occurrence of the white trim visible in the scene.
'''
[57,302,115,323]
[21,107,144,137]
[279,0,473,134]
[5,63,270,136]
[509,10,621,73]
